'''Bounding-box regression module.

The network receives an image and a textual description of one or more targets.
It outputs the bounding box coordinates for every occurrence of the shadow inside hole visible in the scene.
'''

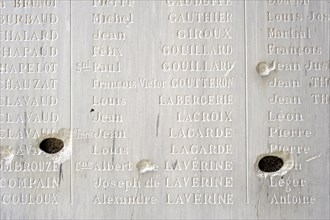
[258,156,284,173]
[39,138,64,154]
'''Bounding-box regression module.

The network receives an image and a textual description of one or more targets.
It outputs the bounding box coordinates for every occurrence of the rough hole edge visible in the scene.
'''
[35,128,72,164]
[0,145,14,165]
[255,151,294,178]
[136,159,156,174]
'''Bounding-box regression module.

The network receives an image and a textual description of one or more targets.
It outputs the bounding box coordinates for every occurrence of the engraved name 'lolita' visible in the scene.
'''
[0,30,58,41]
[0,79,58,90]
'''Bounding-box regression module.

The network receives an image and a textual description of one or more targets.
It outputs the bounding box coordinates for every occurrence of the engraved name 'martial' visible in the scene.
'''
[159,94,233,106]
[0,79,58,90]
[170,127,232,139]
[162,60,234,72]
[166,193,233,205]
[168,11,232,23]
[0,62,57,74]
[0,96,57,107]
[268,26,311,39]
[0,112,58,123]
[0,176,59,189]
[1,193,58,205]
[0,30,58,41]
[92,13,133,26]
[1,46,58,58]
[170,144,232,155]
[0,14,57,25]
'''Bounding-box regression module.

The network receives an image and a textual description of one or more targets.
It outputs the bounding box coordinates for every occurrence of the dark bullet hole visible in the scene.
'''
[90,109,94,113]
[39,138,64,154]
[258,156,284,173]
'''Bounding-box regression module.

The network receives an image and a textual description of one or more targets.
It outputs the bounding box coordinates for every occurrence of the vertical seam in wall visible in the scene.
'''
[244,0,249,205]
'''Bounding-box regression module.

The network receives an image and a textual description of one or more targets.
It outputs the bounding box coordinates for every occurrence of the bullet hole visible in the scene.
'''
[90,108,94,113]
[258,156,284,173]
[39,138,64,154]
